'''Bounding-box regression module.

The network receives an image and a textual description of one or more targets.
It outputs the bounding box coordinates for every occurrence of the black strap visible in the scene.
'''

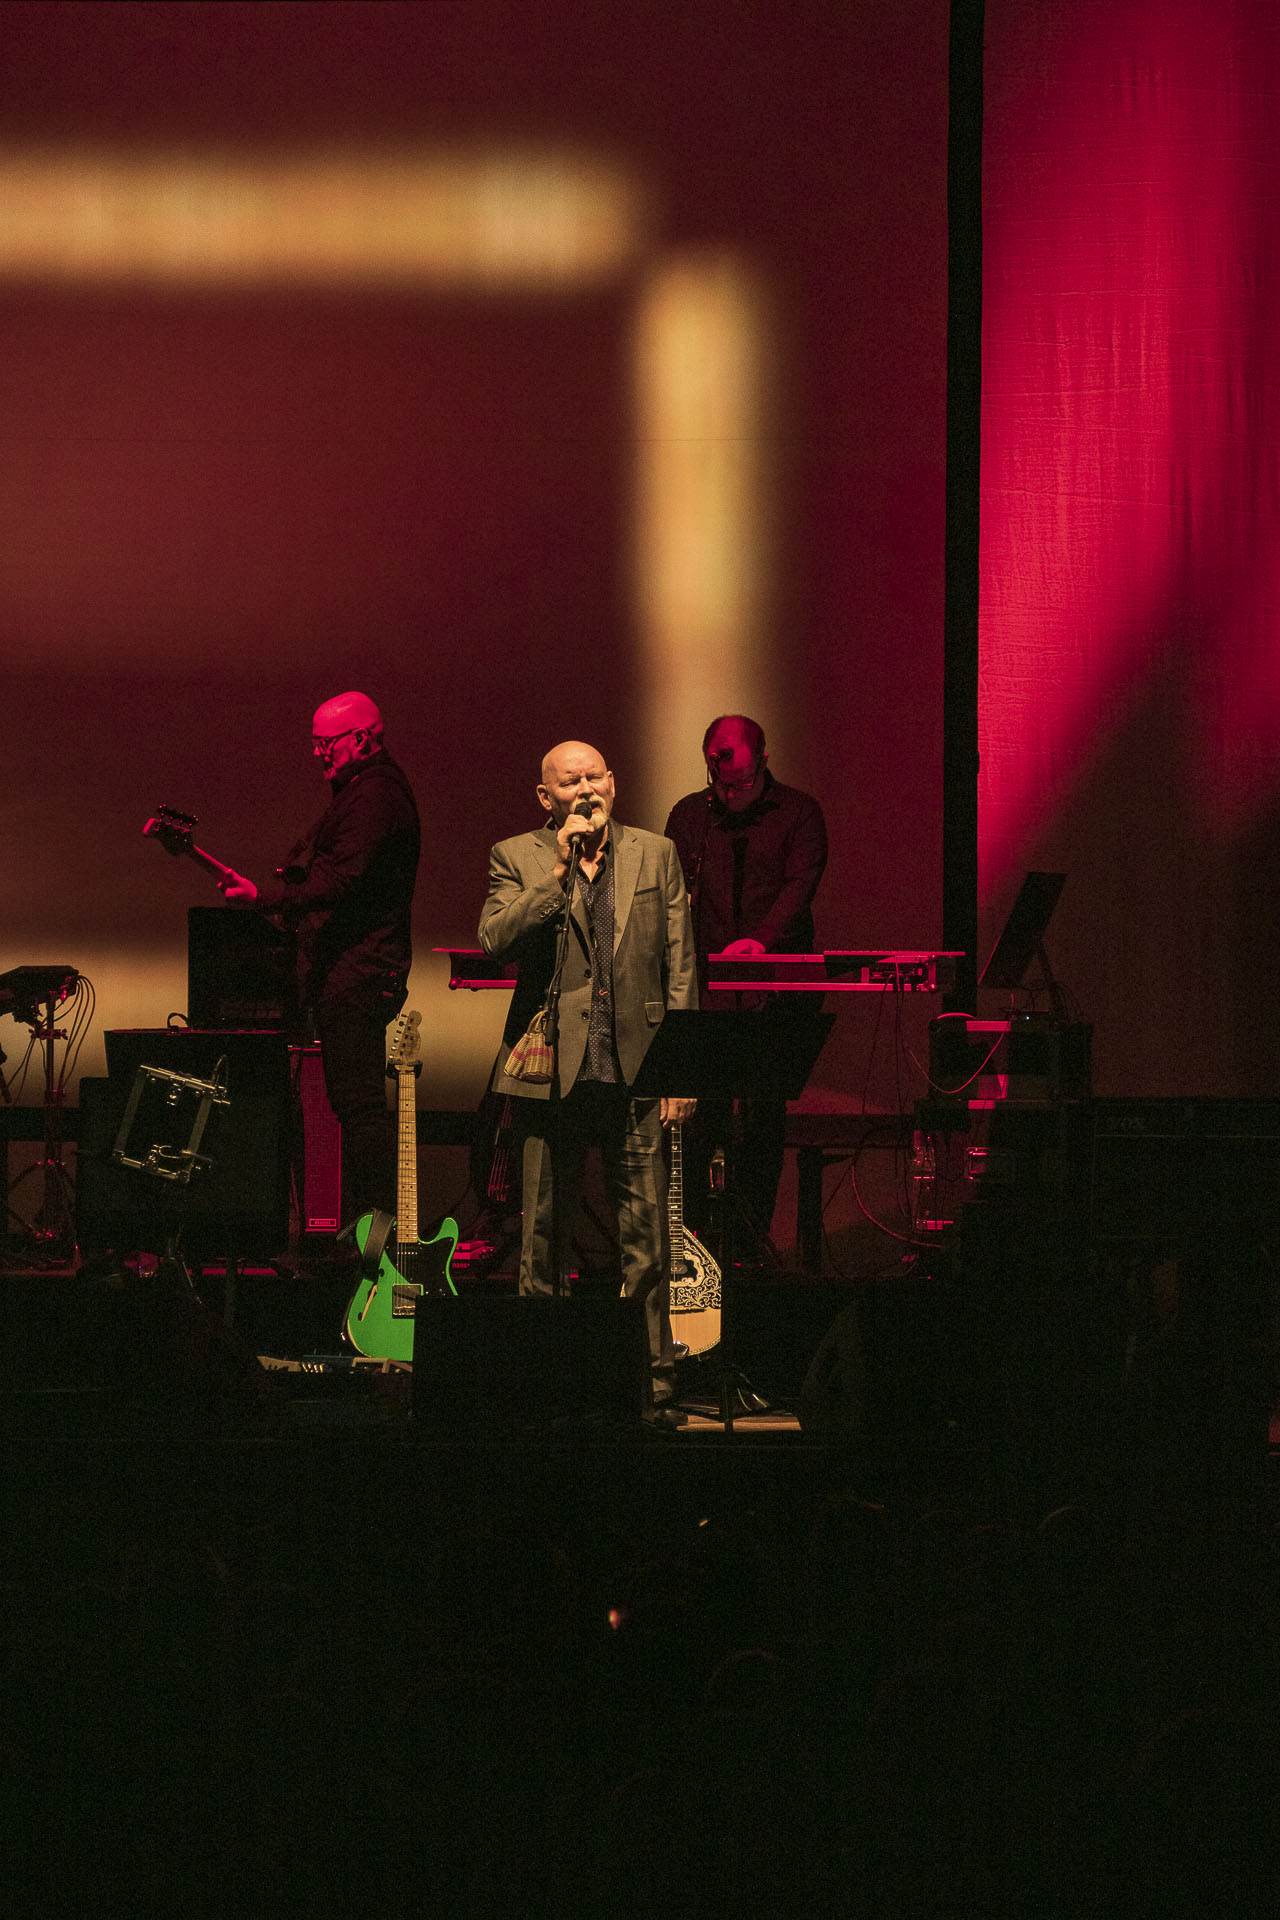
[341,1208,394,1276]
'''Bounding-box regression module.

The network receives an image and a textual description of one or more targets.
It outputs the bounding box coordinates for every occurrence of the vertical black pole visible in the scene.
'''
[943,0,984,1013]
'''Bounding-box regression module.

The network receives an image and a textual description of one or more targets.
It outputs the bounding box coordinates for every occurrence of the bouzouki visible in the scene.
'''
[344,1010,458,1364]
[667,1121,721,1358]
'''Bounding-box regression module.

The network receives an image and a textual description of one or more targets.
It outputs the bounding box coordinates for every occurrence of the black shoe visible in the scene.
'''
[642,1405,688,1431]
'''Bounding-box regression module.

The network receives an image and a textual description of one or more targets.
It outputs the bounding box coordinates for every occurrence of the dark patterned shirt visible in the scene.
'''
[576,843,619,1083]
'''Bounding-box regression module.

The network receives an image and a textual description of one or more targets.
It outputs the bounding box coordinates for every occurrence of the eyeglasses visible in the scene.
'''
[312,727,363,754]
[708,756,762,791]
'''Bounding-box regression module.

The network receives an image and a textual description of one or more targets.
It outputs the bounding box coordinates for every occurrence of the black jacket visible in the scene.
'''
[257,750,420,1007]
[664,772,827,967]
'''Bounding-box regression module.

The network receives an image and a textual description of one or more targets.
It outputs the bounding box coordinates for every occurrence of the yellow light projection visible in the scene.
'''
[0,147,649,288]
[0,152,776,1101]
[631,252,777,825]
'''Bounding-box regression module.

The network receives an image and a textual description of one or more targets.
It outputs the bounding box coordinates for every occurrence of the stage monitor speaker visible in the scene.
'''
[797,1301,867,1435]
[187,905,295,1029]
[410,1292,648,1433]
[80,1030,291,1262]
[1,1261,269,1436]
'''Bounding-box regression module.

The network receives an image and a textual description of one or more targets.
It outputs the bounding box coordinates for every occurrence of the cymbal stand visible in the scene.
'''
[7,988,76,1265]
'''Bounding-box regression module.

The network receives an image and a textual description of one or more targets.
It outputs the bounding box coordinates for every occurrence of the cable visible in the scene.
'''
[907,1024,1007,1098]
[849,1123,950,1256]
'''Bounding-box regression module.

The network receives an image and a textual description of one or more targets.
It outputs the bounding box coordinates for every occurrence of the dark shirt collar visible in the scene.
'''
[575,832,613,884]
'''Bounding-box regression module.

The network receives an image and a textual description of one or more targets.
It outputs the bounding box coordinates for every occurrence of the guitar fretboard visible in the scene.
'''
[667,1121,686,1239]
[395,1057,418,1245]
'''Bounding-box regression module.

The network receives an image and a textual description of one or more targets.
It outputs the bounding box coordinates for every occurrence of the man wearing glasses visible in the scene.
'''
[663,714,827,1257]
[219,691,420,1224]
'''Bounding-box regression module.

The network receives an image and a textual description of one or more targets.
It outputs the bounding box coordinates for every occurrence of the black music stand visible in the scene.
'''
[634,1009,834,1429]
[979,871,1069,1018]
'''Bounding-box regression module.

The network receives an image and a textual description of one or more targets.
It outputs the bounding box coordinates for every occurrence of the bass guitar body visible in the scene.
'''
[344,1210,459,1365]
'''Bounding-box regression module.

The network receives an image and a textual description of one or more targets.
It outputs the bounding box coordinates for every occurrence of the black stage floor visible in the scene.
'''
[7,1255,1280,1919]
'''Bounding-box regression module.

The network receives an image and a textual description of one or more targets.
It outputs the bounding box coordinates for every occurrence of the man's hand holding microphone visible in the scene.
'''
[554,793,608,882]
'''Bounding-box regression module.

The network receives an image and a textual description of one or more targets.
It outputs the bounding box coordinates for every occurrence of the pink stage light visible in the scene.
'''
[980,3,1280,892]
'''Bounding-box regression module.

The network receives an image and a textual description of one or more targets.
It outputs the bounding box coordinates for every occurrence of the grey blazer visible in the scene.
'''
[478,820,698,1100]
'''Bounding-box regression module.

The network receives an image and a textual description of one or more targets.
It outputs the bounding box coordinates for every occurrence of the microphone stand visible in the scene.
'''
[546,803,594,1300]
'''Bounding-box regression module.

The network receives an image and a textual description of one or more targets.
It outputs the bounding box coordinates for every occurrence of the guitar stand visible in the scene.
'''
[634,1009,834,1435]
[104,1056,228,1302]
[5,983,78,1266]
[707,1136,773,1422]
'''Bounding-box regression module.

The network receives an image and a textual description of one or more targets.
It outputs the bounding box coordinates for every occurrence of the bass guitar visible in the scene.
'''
[142,805,241,888]
[667,1121,721,1358]
[344,1010,458,1364]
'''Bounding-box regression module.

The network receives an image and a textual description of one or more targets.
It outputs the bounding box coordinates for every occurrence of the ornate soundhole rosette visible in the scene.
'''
[670,1270,721,1313]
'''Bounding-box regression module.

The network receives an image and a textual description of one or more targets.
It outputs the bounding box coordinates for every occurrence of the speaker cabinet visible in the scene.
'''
[293,1043,341,1236]
[797,1301,867,1434]
[1090,1097,1280,1246]
[187,906,295,1029]
[410,1292,649,1433]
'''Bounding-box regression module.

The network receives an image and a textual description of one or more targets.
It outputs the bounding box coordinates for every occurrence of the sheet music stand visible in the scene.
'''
[634,1009,834,1429]
[979,871,1069,1018]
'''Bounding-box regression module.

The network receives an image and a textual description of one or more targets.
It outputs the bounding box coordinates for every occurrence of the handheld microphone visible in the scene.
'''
[564,794,597,885]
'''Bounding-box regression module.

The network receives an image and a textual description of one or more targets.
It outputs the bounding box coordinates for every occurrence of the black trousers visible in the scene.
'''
[313,982,405,1221]
[516,1083,675,1401]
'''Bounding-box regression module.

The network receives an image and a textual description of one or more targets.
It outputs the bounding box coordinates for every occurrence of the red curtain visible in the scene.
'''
[981,0,1280,1093]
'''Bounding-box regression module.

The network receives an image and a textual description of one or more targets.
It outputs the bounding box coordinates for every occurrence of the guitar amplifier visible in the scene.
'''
[187,906,296,1029]
[1090,1097,1280,1246]
[293,1043,341,1235]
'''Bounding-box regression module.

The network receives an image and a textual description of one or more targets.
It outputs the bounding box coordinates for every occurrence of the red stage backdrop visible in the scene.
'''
[982,0,1280,1095]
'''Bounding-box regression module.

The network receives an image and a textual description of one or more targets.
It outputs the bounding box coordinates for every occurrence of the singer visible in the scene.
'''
[664,714,827,1252]
[478,740,697,1425]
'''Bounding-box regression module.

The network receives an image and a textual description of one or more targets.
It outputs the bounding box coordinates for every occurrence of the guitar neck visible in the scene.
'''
[184,843,239,887]
[396,1062,419,1244]
[668,1120,685,1239]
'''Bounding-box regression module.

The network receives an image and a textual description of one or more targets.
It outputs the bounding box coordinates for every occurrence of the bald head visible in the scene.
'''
[312,690,384,782]
[704,713,768,811]
[537,740,615,826]
[314,691,383,740]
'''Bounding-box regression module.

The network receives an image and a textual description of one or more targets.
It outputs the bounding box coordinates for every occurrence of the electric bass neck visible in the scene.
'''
[142,805,240,888]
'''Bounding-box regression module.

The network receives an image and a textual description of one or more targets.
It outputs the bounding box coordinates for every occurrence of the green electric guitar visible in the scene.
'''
[344,1010,458,1364]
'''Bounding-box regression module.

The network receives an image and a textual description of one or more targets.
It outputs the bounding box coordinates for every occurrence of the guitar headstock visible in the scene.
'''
[388,1009,422,1073]
[142,806,197,857]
